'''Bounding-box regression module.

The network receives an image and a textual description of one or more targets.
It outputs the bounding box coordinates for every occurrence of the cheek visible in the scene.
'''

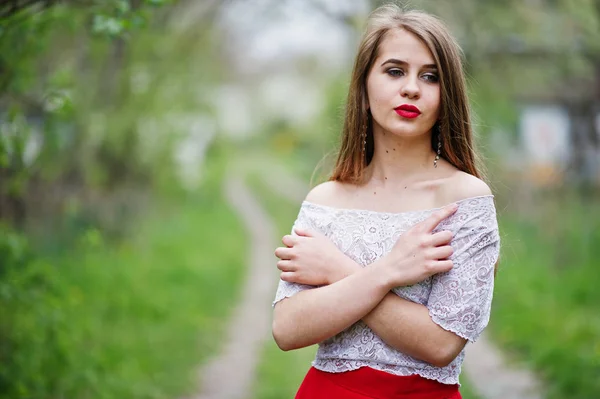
[367,77,395,108]
[433,87,441,108]
[424,87,441,117]
[366,79,378,107]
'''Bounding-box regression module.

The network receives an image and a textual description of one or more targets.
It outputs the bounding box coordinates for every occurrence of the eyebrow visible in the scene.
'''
[380,58,437,69]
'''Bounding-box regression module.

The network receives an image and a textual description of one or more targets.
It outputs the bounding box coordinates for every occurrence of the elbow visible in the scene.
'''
[272,300,317,351]
[272,331,293,352]
[428,352,455,368]
[272,318,295,352]
[272,300,306,351]
[427,342,465,368]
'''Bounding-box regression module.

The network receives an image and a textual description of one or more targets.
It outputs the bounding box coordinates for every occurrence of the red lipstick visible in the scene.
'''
[395,104,421,119]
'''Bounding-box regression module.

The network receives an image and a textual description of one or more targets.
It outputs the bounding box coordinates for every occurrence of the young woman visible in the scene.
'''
[272,4,500,399]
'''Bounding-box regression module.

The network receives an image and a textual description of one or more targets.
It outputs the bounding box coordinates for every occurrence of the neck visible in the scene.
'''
[364,128,436,186]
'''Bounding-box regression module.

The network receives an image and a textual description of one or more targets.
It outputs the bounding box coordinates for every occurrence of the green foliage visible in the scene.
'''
[491,195,600,399]
[0,3,233,395]
[0,152,246,398]
[89,0,173,37]
[0,0,210,233]
[0,111,32,198]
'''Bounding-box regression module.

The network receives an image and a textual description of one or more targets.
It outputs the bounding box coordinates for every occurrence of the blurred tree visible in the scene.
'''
[0,0,228,233]
[423,0,600,184]
[0,2,234,397]
[0,1,58,20]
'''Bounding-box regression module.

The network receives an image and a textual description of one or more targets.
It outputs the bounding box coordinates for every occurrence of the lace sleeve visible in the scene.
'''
[272,205,317,306]
[427,198,500,342]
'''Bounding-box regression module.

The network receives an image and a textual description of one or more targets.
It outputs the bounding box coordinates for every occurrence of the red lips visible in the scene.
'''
[394,104,421,119]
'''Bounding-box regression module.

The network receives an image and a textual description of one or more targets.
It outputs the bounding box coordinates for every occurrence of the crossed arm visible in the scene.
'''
[272,205,467,367]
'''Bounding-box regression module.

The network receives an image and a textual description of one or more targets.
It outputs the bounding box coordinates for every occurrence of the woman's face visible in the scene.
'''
[366,28,441,140]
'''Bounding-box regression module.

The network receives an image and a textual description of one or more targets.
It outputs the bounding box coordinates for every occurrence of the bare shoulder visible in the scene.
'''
[304,180,351,207]
[441,171,492,204]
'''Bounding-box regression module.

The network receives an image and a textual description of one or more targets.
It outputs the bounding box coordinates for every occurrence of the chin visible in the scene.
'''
[387,126,427,138]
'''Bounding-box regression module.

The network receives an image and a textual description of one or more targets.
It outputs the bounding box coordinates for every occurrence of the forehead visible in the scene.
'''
[375,28,435,66]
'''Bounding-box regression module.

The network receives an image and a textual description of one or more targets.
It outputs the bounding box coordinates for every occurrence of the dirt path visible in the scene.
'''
[463,334,543,399]
[190,176,277,399]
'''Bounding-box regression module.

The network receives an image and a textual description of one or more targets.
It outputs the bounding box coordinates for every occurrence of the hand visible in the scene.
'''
[383,203,458,287]
[274,228,352,286]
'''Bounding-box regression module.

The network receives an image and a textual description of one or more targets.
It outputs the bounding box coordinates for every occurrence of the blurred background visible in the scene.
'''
[0,0,598,398]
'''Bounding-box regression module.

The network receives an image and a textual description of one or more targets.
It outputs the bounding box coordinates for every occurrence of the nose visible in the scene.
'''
[400,74,420,99]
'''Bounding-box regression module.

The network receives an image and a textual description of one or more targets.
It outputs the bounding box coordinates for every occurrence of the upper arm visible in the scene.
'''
[427,196,500,343]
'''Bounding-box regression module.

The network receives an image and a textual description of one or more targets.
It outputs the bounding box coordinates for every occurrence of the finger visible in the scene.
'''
[419,204,458,232]
[435,260,453,273]
[274,247,295,260]
[277,260,296,272]
[430,230,453,247]
[294,227,313,237]
[430,245,454,260]
[280,271,297,282]
[282,235,296,247]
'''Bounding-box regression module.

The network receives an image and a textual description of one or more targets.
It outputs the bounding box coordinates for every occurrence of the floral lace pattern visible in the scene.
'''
[273,195,500,385]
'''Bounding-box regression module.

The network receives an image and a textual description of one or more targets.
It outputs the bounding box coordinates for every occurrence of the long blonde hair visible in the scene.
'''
[330,4,484,184]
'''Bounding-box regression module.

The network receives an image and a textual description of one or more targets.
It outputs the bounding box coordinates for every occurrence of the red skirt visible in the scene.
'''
[295,367,461,399]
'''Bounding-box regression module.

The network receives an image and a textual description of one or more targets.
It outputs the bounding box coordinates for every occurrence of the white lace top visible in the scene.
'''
[273,195,500,385]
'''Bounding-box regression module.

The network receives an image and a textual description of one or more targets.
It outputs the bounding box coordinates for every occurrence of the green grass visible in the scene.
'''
[459,375,482,399]
[490,195,600,399]
[0,158,247,399]
[254,341,318,399]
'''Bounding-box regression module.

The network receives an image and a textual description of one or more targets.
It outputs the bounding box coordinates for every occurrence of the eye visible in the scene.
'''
[422,72,439,83]
[386,68,404,77]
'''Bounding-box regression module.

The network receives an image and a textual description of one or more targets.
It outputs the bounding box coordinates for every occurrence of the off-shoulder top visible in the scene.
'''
[273,195,501,385]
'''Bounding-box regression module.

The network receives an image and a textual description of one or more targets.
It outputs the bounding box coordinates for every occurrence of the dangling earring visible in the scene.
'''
[361,119,367,156]
[434,124,441,168]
